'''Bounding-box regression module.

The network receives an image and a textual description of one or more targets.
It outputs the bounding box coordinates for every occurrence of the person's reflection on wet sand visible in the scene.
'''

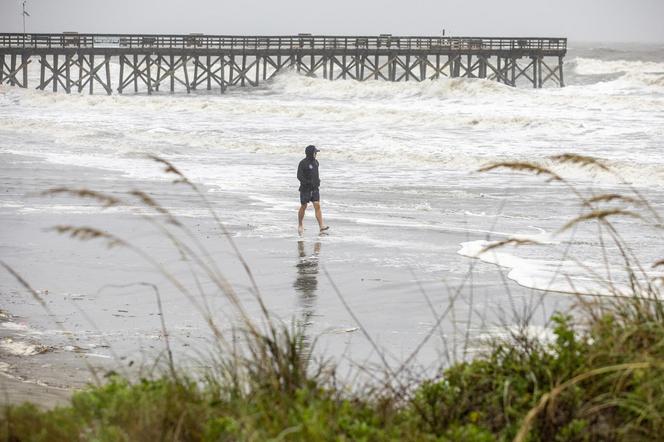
[294,240,321,344]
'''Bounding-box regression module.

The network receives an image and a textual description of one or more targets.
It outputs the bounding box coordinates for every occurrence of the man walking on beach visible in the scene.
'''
[297,145,329,234]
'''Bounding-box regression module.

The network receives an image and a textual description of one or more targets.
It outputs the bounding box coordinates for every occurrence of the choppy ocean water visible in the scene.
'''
[0,42,663,369]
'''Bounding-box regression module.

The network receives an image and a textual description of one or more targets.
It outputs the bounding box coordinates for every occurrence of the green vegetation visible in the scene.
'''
[3,307,664,441]
[2,154,663,441]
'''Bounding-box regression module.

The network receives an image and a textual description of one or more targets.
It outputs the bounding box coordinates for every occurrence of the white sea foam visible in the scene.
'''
[572,57,664,77]
[3,63,662,187]
[456,238,664,297]
[0,338,48,356]
[1,322,29,331]
[266,70,514,100]
[471,325,556,348]
[566,57,664,95]
[0,322,44,336]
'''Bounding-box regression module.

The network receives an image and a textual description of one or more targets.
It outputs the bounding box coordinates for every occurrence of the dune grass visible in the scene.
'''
[2,154,663,441]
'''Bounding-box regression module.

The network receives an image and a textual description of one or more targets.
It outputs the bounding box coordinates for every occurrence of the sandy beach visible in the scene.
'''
[0,151,577,403]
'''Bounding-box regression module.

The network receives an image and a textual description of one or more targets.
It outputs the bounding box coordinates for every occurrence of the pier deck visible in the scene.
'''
[0,33,567,94]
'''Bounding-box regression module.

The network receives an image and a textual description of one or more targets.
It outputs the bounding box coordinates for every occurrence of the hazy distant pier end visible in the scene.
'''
[0,33,567,94]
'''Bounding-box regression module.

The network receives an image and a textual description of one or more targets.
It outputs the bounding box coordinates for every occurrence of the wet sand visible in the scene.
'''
[0,376,71,409]
[0,152,573,407]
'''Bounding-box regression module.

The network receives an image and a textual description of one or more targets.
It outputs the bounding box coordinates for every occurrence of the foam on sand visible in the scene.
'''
[458,239,626,296]
[1,338,49,356]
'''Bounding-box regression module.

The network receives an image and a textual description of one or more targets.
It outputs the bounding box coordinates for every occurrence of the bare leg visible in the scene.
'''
[298,203,307,233]
[313,201,328,231]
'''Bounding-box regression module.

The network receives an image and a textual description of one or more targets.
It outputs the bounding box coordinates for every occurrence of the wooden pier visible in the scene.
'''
[0,33,566,95]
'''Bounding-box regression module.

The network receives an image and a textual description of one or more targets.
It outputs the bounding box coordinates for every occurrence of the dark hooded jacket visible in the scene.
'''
[297,147,320,192]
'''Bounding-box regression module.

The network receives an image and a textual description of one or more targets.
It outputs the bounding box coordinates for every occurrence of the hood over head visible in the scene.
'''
[305,145,319,159]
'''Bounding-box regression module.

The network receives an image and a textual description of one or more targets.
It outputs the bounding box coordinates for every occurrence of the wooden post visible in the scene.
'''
[255,55,260,85]
[64,53,71,93]
[497,56,502,83]
[263,54,267,81]
[154,56,160,92]
[342,54,346,79]
[80,55,88,93]
[133,54,139,92]
[22,53,28,88]
[511,57,516,86]
[229,55,234,85]
[52,54,58,92]
[182,56,190,93]
[420,56,426,81]
[356,55,361,80]
[558,55,565,87]
[105,55,111,95]
[9,54,16,86]
[39,55,45,90]
[538,56,543,88]
[220,55,226,93]
[207,55,212,90]
[146,55,152,95]
[89,54,94,94]
[191,56,198,90]
[170,55,175,92]
[404,54,410,81]
[118,55,124,93]
[238,54,244,86]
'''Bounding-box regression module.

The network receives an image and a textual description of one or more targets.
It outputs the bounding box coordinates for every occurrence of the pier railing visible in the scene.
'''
[0,33,566,52]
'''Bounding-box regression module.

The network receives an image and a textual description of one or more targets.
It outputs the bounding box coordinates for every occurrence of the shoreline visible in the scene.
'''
[0,370,72,409]
[0,152,576,407]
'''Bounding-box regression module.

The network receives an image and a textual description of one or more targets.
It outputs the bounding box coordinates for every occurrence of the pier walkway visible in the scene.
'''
[0,33,567,94]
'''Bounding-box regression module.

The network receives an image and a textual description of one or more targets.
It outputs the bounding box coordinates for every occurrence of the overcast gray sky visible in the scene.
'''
[1,0,663,43]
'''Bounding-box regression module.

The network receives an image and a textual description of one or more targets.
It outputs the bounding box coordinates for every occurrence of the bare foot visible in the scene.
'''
[298,225,304,235]
[319,226,330,232]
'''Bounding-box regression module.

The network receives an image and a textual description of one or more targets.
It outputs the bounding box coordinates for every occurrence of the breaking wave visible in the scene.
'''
[1,49,663,188]
[263,70,514,100]
[572,57,664,76]
[568,57,664,91]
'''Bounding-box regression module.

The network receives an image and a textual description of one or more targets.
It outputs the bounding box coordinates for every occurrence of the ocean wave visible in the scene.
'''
[2,55,663,189]
[567,57,664,91]
[572,57,664,76]
[483,156,664,188]
[264,71,515,100]
[4,132,664,188]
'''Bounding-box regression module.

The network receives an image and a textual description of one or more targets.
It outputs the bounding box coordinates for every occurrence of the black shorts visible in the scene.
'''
[300,189,320,205]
